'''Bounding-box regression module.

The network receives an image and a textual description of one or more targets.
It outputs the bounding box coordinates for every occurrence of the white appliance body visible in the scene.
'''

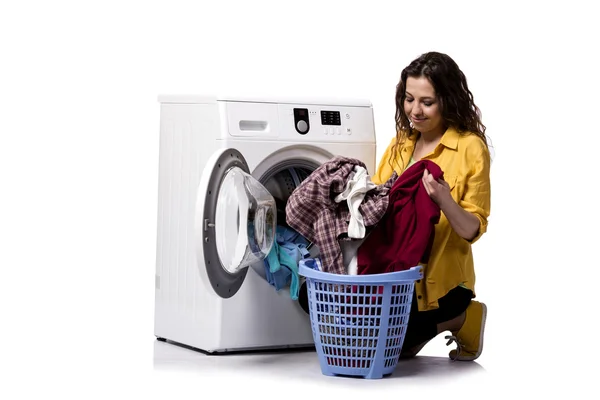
[153,95,377,353]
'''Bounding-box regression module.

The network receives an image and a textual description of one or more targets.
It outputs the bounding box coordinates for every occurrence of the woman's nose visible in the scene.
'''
[412,104,422,115]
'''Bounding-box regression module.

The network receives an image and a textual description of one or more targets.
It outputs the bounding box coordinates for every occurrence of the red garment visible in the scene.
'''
[357,160,443,275]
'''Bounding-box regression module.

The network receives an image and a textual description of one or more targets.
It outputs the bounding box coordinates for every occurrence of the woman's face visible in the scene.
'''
[404,76,444,136]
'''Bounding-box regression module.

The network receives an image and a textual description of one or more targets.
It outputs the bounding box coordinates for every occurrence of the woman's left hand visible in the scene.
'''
[422,169,452,207]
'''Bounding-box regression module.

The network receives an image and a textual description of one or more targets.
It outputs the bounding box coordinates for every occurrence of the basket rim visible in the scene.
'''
[299,265,423,283]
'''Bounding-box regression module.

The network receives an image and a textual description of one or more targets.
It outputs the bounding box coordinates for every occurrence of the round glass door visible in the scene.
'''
[215,166,276,274]
[198,148,276,298]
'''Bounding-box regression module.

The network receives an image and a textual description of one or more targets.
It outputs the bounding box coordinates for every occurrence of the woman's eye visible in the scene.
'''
[405,98,414,103]
[423,102,432,107]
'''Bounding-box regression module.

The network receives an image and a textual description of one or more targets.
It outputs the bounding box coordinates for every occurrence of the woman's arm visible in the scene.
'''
[422,170,480,241]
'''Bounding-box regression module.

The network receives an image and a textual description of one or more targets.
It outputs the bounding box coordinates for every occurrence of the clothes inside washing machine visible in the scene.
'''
[262,167,312,233]
[260,167,318,303]
[261,166,366,315]
[262,165,370,315]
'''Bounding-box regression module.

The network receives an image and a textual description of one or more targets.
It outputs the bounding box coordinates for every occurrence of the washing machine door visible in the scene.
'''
[196,148,276,298]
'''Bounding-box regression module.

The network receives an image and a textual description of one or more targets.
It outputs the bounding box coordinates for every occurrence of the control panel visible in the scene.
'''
[225,100,375,143]
[284,104,374,142]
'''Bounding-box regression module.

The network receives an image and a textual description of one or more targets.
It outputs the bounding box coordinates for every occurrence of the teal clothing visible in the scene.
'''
[263,225,309,300]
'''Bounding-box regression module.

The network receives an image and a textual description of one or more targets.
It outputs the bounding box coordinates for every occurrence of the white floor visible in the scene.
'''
[151,336,491,398]
[153,338,487,383]
[2,315,589,400]
[149,322,595,398]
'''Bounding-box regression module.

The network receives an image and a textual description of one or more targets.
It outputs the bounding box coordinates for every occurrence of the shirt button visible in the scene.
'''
[416,280,421,283]
[417,295,422,299]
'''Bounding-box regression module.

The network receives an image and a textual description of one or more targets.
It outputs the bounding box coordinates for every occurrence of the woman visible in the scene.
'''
[371,52,491,361]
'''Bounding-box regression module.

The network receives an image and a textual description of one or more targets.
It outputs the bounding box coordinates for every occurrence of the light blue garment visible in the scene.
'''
[264,225,310,300]
[299,257,322,271]
[280,241,309,264]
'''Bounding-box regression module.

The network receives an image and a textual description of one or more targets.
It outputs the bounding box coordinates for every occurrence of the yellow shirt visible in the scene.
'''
[372,127,491,311]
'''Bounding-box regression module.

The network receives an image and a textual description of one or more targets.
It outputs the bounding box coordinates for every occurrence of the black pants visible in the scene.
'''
[402,286,473,350]
[298,281,311,315]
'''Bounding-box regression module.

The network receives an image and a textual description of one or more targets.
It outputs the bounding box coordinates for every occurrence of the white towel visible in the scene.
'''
[334,166,377,239]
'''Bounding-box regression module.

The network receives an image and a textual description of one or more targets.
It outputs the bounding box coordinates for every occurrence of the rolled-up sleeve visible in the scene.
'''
[459,141,491,244]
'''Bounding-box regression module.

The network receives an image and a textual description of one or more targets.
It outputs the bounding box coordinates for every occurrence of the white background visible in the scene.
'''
[1,0,598,398]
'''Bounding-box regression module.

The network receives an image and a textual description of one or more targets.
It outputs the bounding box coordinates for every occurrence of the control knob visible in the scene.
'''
[296,120,308,134]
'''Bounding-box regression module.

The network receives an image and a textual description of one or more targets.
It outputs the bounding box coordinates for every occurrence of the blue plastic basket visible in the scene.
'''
[299,265,423,379]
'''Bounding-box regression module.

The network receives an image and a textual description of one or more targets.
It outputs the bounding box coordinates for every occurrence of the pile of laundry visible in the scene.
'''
[263,155,444,307]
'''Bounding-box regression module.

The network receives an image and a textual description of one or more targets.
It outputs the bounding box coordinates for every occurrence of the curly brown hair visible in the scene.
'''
[390,52,488,170]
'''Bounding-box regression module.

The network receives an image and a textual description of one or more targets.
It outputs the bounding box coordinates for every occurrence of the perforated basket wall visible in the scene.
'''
[301,266,422,379]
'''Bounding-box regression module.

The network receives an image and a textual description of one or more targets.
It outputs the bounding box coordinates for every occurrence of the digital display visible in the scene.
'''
[321,110,341,126]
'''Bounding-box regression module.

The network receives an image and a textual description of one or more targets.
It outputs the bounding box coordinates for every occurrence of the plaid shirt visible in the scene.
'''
[285,156,396,274]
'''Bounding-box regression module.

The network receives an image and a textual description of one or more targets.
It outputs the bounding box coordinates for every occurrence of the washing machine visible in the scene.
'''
[153,94,377,353]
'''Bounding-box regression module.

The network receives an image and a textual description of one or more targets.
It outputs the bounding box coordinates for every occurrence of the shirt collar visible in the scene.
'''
[439,126,460,150]
[403,126,460,155]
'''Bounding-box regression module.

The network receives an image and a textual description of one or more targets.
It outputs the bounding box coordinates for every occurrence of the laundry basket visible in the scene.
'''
[299,265,423,379]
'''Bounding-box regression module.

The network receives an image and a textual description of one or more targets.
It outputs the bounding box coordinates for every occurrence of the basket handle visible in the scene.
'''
[299,265,423,283]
